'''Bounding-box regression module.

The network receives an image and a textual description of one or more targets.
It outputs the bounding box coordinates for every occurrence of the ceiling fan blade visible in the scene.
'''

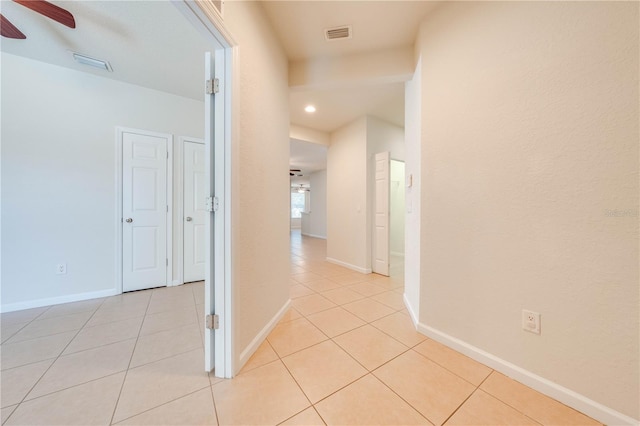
[13,0,76,28]
[1,14,26,39]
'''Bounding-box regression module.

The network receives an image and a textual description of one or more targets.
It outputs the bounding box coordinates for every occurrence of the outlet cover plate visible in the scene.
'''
[522,309,541,334]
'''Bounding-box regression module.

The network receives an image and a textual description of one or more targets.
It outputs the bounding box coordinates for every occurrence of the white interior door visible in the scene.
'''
[122,131,169,292]
[184,140,206,283]
[373,151,390,276]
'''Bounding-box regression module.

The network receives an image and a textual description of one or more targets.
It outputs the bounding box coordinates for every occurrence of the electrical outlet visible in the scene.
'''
[56,263,67,275]
[522,309,540,334]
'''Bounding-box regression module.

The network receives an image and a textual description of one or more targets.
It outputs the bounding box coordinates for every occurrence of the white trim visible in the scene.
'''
[178,136,205,287]
[301,233,327,240]
[115,127,174,294]
[403,293,419,326]
[417,323,639,426]
[1,288,119,313]
[326,257,372,274]
[172,280,182,286]
[237,299,291,372]
[173,0,235,380]
[390,251,405,258]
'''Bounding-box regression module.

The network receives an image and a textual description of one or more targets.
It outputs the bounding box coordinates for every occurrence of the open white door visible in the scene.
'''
[204,51,216,372]
[373,151,390,276]
[183,140,206,283]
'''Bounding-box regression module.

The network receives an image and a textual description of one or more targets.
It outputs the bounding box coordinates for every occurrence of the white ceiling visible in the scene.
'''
[261,1,438,136]
[0,0,211,100]
[290,83,405,133]
[261,1,440,61]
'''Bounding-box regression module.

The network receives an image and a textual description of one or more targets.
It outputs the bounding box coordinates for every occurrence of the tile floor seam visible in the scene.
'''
[278,358,317,411]
[467,388,544,426]
[439,386,480,426]
[62,334,140,357]
[410,340,495,388]
[331,330,409,374]
[112,384,211,425]
[0,356,58,374]
[1,322,31,344]
[293,368,370,408]
[2,326,86,347]
[13,370,128,407]
[310,405,328,426]
[12,301,104,411]
[368,319,425,349]
[366,372,435,426]
[108,292,153,426]
[208,382,221,425]
[408,347,493,389]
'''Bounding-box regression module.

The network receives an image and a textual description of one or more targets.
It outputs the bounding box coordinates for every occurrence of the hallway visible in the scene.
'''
[0,232,600,425]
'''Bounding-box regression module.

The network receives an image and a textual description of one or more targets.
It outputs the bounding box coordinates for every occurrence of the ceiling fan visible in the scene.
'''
[1,0,76,40]
[290,168,303,177]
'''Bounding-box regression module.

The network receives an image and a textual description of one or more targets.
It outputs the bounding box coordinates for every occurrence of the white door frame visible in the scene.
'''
[115,127,174,294]
[172,0,235,378]
[177,136,205,286]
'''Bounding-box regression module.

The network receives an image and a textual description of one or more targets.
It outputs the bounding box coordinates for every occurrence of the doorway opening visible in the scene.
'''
[389,159,405,279]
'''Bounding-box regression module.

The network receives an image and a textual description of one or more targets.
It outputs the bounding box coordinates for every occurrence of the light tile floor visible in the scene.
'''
[0,231,601,425]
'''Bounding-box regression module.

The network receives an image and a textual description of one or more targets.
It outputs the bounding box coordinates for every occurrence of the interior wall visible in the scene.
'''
[416,2,639,419]
[327,117,368,271]
[1,53,203,310]
[366,116,405,273]
[390,160,405,256]
[222,1,291,371]
[307,170,327,239]
[403,58,422,322]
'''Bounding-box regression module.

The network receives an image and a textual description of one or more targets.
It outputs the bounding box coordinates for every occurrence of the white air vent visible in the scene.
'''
[325,26,352,41]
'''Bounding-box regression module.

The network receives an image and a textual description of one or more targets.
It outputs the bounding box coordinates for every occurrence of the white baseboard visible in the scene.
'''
[417,322,639,426]
[171,280,183,287]
[326,257,372,274]
[237,298,291,373]
[1,288,121,313]
[301,232,327,240]
[403,293,419,326]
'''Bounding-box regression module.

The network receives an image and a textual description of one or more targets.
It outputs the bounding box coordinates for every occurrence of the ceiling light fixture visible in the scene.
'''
[304,105,316,113]
[72,52,113,72]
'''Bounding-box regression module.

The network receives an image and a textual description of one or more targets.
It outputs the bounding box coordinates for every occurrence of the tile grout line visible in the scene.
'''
[114,384,211,425]
[108,290,153,426]
[4,299,107,424]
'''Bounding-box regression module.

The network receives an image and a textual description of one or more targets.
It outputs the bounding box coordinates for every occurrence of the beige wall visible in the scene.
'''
[327,116,405,273]
[404,58,422,322]
[327,117,369,271]
[223,1,290,372]
[415,1,638,419]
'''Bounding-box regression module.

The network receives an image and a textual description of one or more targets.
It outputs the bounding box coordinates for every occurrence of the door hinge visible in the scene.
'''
[206,314,219,330]
[206,78,219,95]
[205,196,219,213]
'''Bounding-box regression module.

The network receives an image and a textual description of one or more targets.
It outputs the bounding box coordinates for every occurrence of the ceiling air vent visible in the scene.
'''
[325,26,352,41]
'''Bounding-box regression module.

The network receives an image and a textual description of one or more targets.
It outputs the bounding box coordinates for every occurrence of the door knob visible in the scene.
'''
[186,217,193,222]
[125,218,133,223]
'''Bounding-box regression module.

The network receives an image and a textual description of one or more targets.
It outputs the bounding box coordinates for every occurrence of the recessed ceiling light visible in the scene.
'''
[304,105,316,113]
[71,52,113,72]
